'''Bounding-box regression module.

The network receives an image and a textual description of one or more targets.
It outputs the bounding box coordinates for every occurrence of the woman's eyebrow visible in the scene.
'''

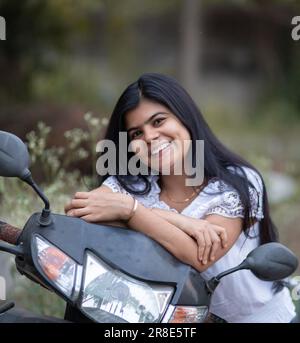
[127,112,169,133]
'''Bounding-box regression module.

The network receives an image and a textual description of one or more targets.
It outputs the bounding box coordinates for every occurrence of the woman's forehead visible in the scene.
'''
[125,99,171,127]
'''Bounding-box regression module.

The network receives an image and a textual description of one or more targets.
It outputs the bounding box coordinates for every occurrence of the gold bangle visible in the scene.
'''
[127,198,138,222]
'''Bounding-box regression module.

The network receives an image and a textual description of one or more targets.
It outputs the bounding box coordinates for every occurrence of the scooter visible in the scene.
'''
[0,130,298,323]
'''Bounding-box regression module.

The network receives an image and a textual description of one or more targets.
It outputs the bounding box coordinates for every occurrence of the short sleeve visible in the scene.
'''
[102,176,129,194]
[205,167,264,221]
[101,175,161,209]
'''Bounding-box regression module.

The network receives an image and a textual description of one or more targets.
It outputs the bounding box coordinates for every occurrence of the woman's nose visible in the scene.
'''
[143,126,159,143]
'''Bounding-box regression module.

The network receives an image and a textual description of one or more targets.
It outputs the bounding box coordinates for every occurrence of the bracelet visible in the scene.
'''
[126,198,138,222]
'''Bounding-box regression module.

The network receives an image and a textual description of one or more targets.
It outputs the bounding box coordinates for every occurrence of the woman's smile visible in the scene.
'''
[150,140,172,156]
[125,99,191,173]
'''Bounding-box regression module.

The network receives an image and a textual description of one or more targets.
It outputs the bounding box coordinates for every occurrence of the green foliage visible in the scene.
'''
[0,0,100,102]
[0,112,106,225]
[259,50,300,123]
[84,112,109,188]
[0,113,108,318]
[31,57,110,108]
[24,112,108,185]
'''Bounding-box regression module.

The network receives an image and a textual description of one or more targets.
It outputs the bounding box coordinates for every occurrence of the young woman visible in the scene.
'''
[65,73,296,323]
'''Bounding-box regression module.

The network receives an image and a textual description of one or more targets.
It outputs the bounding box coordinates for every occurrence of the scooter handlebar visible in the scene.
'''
[0,220,22,245]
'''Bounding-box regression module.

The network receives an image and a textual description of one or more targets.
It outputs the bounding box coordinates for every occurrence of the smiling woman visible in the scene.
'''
[65,73,296,323]
[125,100,192,177]
[96,122,204,184]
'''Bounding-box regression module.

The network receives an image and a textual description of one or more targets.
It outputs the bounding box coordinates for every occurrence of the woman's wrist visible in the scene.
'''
[151,208,190,234]
[119,194,137,221]
[176,216,191,235]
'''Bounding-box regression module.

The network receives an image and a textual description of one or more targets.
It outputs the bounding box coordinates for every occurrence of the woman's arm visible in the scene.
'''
[65,185,242,272]
[150,208,228,264]
[126,202,242,272]
[65,186,228,261]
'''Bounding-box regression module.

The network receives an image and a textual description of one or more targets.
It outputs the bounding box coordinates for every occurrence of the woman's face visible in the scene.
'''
[125,98,191,174]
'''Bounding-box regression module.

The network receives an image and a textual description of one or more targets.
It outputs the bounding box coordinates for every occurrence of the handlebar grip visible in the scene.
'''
[0,220,22,245]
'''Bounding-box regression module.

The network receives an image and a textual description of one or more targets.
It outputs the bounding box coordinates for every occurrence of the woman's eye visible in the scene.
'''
[153,118,165,126]
[132,130,142,139]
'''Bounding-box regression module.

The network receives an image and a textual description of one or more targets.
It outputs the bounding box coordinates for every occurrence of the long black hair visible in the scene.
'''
[100,73,279,248]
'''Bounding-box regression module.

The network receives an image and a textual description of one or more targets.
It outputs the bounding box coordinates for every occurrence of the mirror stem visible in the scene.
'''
[206,261,249,293]
[22,173,52,226]
[215,263,247,281]
[25,176,50,210]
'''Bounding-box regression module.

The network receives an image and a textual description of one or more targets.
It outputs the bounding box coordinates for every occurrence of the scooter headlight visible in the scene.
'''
[35,236,78,298]
[79,252,174,323]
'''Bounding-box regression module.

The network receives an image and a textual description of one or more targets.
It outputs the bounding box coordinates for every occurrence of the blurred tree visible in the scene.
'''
[1,0,299,118]
[178,0,201,96]
[100,0,180,77]
[0,0,98,103]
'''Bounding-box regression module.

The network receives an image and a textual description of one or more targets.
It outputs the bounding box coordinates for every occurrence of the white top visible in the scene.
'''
[102,167,296,323]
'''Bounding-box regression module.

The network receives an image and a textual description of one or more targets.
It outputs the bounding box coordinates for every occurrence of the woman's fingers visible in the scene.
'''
[65,198,88,214]
[67,206,90,218]
[79,214,92,222]
[184,220,228,265]
[209,230,221,261]
[74,192,90,199]
[71,199,89,208]
[80,213,102,222]
[214,225,228,248]
[64,202,72,214]
[194,231,205,262]
[202,230,212,265]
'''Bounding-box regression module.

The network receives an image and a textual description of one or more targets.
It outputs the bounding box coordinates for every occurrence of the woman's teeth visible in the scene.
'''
[151,142,171,155]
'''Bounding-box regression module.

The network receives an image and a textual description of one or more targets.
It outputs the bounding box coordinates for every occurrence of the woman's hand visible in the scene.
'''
[182,218,228,265]
[64,189,134,223]
[150,208,228,265]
